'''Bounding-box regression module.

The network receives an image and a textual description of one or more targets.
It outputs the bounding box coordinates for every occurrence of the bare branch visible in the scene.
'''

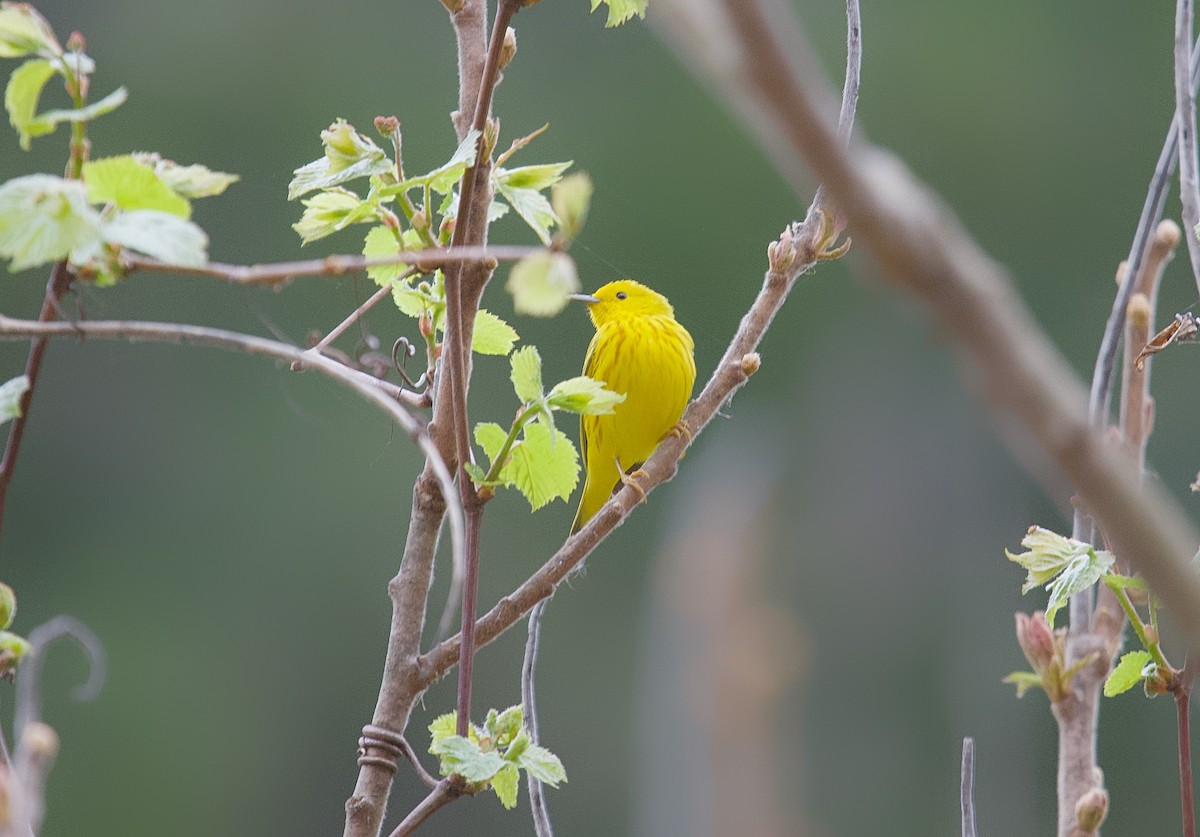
[0,261,73,549]
[386,779,463,837]
[961,738,977,837]
[120,245,541,287]
[1177,0,1200,298]
[522,600,553,837]
[0,315,463,589]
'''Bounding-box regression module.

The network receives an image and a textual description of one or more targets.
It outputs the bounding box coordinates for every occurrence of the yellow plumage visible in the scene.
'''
[570,280,696,533]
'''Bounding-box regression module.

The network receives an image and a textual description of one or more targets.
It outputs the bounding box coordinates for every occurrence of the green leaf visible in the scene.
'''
[495,162,572,192]
[504,421,580,511]
[506,250,580,316]
[292,189,366,244]
[551,172,593,242]
[519,744,567,787]
[589,0,649,27]
[0,4,60,58]
[430,735,507,782]
[0,174,101,270]
[362,224,409,285]
[509,346,544,403]
[491,762,520,810]
[83,155,191,218]
[288,119,393,200]
[428,712,459,746]
[489,705,523,744]
[1002,671,1044,699]
[5,58,55,149]
[1006,526,1115,625]
[496,182,559,245]
[1104,573,1148,593]
[131,153,238,198]
[32,85,127,133]
[472,309,518,356]
[103,209,207,266]
[547,376,625,415]
[0,375,29,425]
[1104,651,1154,698]
[474,422,510,466]
[427,129,482,195]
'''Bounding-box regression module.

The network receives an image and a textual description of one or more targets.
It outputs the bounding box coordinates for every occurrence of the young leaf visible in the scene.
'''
[506,250,580,316]
[496,181,560,245]
[5,58,54,149]
[472,309,519,356]
[474,422,510,467]
[547,375,625,415]
[509,345,544,403]
[552,172,593,242]
[0,374,29,425]
[589,0,649,27]
[491,762,520,810]
[1043,546,1114,627]
[489,705,524,744]
[519,744,568,787]
[1002,671,1044,699]
[131,153,239,198]
[427,128,482,195]
[495,162,572,192]
[0,4,60,58]
[428,712,459,746]
[504,421,580,511]
[362,224,411,285]
[0,174,101,270]
[32,85,127,133]
[1104,650,1154,698]
[430,735,507,783]
[288,119,393,200]
[103,209,208,266]
[83,155,191,218]
[291,188,364,241]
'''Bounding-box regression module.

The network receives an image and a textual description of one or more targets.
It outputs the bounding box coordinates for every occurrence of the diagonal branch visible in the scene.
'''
[1176,0,1200,300]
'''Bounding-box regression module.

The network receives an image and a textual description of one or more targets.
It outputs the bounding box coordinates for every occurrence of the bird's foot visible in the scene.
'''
[664,418,693,446]
[620,469,650,504]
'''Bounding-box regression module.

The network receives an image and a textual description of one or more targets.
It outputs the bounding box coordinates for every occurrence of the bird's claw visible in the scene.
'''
[620,469,650,505]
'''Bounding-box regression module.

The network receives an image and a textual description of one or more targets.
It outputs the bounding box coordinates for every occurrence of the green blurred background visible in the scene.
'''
[1,0,1197,834]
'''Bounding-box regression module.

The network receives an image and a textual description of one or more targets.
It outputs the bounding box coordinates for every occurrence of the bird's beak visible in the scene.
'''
[566,293,600,304]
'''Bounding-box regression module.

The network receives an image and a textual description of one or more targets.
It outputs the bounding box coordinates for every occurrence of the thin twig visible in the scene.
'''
[447,0,522,744]
[961,737,977,837]
[396,737,439,791]
[1178,683,1196,837]
[1177,0,1200,299]
[120,245,541,287]
[0,316,464,590]
[0,261,73,550]
[386,779,462,837]
[313,280,406,355]
[523,600,553,837]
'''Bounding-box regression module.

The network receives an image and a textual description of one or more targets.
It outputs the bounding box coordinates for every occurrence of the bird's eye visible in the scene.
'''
[616,291,628,300]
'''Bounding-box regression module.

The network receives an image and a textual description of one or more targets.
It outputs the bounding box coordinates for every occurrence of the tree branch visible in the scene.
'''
[0,315,463,577]
[119,245,541,287]
[1177,0,1200,299]
[0,261,73,551]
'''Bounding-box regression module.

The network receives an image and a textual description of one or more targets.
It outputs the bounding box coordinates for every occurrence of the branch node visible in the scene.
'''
[740,352,762,377]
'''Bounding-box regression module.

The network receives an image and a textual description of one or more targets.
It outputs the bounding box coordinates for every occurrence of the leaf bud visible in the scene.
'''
[0,632,30,679]
[373,115,400,138]
[19,722,59,761]
[498,27,517,70]
[740,352,761,377]
[1074,787,1108,833]
[1015,611,1056,674]
[65,30,85,53]
[0,583,15,631]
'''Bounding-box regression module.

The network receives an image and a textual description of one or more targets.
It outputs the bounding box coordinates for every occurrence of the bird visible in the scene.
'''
[568,279,696,533]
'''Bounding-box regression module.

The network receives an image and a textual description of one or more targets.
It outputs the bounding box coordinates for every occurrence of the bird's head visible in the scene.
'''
[568,279,674,327]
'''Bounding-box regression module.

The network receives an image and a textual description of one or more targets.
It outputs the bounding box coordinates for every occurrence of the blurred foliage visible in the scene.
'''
[0,1,1198,835]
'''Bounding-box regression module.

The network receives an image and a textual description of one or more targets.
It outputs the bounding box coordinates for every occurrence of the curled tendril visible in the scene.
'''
[15,616,107,737]
[392,337,428,392]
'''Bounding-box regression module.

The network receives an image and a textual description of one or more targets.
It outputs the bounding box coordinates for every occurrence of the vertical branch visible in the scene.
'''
[1177,0,1200,297]
[0,261,73,548]
[961,738,977,837]
[522,600,553,837]
[1177,679,1196,837]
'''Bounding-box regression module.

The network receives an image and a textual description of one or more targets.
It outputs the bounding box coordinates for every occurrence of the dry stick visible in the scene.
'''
[0,316,464,582]
[961,738,977,837]
[445,0,521,745]
[0,261,72,549]
[1177,0,1200,300]
[120,245,540,287]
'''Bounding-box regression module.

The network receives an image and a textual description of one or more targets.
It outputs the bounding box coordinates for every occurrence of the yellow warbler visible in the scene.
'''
[569,280,696,533]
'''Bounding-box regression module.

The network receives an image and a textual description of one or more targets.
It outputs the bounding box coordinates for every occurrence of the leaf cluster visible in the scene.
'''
[428,705,566,810]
